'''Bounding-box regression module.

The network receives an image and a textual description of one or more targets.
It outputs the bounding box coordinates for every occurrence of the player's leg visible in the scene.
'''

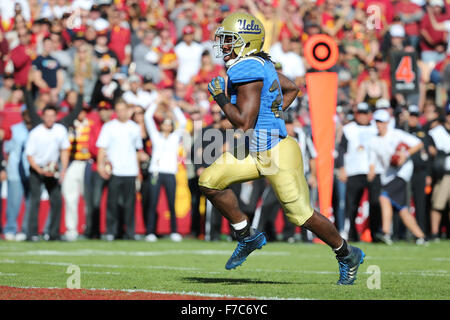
[199,151,265,269]
[398,208,426,241]
[380,194,394,236]
[199,151,260,231]
[261,136,364,285]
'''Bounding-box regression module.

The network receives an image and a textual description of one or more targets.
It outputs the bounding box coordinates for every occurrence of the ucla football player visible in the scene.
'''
[200,12,365,285]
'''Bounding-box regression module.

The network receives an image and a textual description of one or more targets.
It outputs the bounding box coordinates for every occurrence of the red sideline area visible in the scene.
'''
[0,286,250,300]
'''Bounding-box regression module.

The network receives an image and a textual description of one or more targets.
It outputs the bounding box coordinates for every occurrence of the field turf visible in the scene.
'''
[0,238,449,300]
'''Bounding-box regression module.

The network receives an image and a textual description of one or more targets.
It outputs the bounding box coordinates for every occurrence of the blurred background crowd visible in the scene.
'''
[0,0,449,244]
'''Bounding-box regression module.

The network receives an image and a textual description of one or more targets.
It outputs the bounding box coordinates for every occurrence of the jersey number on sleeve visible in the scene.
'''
[269,80,283,117]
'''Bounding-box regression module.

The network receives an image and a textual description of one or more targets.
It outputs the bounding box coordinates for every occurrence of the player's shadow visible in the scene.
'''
[183,277,294,285]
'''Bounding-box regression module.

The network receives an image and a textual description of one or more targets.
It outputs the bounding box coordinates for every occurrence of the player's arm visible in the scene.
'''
[277,72,299,111]
[209,77,262,131]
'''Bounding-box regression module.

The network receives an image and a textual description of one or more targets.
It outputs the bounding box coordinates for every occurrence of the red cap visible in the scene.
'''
[182,25,195,35]
[97,101,112,110]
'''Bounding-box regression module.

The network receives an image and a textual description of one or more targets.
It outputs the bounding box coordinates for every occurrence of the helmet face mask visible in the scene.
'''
[213,13,265,67]
[213,28,245,59]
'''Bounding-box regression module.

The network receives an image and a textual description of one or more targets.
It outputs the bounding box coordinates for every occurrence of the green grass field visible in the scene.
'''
[1,239,449,300]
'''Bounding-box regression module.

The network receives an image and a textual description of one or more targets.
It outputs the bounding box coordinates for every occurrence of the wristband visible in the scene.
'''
[214,93,230,108]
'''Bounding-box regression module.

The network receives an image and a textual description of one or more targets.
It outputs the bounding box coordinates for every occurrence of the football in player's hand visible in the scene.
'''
[390,142,409,167]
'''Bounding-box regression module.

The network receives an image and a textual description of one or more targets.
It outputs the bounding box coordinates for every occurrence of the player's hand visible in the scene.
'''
[208,76,226,99]
[208,77,230,108]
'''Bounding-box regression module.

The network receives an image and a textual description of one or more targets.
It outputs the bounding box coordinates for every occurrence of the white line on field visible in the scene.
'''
[1,259,449,277]
[1,249,290,257]
[0,273,17,276]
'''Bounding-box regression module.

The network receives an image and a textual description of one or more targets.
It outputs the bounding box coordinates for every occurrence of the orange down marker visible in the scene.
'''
[304,34,339,221]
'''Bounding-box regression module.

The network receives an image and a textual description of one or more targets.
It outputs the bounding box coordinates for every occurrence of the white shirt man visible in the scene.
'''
[25,106,70,241]
[25,123,70,168]
[96,101,143,240]
[269,39,305,81]
[96,118,143,177]
[174,26,203,84]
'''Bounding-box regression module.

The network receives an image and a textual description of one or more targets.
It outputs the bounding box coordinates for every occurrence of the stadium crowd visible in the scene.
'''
[0,0,449,244]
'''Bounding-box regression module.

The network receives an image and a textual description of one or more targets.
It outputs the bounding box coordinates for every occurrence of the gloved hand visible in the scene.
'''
[208,76,229,108]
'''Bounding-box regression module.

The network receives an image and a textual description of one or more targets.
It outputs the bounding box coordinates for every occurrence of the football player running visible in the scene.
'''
[199,12,365,285]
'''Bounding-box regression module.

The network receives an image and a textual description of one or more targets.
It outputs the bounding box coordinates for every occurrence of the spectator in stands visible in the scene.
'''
[123,74,157,109]
[62,103,94,242]
[10,27,34,88]
[131,105,151,231]
[67,43,98,103]
[420,0,448,63]
[155,27,178,90]
[31,36,64,104]
[96,100,143,241]
[84,101,113,239]
[269,33,306,90]
[144,96,187,242]
[0,28,10,86]
[394,0,424,50]
[133,30,161,84]
[25,105,70,241]
[3,109,32,241]
[90,67,122,107]
[93,29,119,73]
[356,66,390,110]
[174,24,203,85]
[428,103,450,241]
[108,8,131,71]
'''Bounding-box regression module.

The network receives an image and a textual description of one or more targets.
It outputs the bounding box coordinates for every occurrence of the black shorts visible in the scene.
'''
[381,177,407,211]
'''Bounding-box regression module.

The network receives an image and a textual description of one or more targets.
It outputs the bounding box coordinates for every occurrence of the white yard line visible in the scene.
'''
[1,259,449,277]
[1,249,289,257]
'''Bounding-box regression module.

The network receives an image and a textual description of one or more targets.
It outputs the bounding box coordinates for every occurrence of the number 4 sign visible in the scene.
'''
[391,51,418,94]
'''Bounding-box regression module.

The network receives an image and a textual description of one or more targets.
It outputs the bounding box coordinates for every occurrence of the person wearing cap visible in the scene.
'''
[371,98,396,130]
[83,100,113,239]
[96,99,144,241]
[2,109,33,241]
[420,0,448,63]
[427,102,450,241]
[337,102,381,242]
[369,109,427,245]
[402,105,434,236]
[123,74,158,109]
[174,24,204,85]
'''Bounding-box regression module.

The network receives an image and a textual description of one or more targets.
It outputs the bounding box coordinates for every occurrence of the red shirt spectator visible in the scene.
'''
[420,5,449,52]
[108,11,131,66]
[0,28,9,75]
[10,30,34,87]
[394,0,423,37]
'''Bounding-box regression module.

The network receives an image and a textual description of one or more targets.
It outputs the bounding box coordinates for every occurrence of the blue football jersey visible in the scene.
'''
[226,56,287,152]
